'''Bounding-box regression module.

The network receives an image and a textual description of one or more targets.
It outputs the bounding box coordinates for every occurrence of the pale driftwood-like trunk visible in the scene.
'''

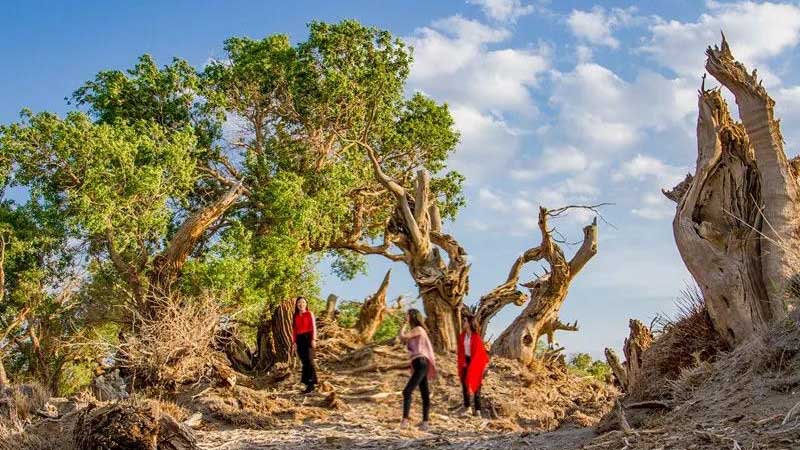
[665,36,799,346]
[325,294,339,321]
[490,208,598,365]
[622,319,652,390]
[339,144,469,352]
[355,269,391,342]
[604,348,627,389]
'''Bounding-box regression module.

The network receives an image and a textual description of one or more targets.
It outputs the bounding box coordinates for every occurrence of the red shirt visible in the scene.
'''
[293,311,316,343]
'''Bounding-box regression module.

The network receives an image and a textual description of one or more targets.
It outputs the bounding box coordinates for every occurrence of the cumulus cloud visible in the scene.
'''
[549,64,696,153]
[407,17,549,114]
[406,14,550,179]
[632,193,675,220]
[567,6,641,49]
[447,106,522,180]
[614,154,688,187]
[510,146,589,181]
[468,0,536,23]
[641,1,800,82]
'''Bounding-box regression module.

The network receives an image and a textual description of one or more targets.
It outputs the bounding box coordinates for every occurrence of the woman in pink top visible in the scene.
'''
[398,308,436,431]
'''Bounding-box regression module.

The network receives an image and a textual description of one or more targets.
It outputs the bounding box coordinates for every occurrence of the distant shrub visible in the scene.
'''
[568,352,611,382]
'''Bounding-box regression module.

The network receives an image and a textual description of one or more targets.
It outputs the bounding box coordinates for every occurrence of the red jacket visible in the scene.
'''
[457,330,489,394]
[292,311,316,343]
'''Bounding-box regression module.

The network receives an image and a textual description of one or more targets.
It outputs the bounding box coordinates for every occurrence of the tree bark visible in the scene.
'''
[349,143,470,352]
[355,269,391,342]
[0,357,7,390]
[665,36,798,346]
[147,182,244,306]
[605,348,627,389]
[325,294,339,321]
[623,319,653,390]
[491,208,598,365]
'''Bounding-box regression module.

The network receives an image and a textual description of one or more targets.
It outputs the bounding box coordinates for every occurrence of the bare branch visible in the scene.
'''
[568,217,598,278]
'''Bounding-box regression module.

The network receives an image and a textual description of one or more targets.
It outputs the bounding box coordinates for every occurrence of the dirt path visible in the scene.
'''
[196,424,596,450]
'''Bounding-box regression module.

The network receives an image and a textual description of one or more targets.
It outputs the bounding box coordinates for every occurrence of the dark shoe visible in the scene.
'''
[303,384,315,394]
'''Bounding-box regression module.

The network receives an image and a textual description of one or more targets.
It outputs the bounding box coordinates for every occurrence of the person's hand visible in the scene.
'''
[311,340,316,349]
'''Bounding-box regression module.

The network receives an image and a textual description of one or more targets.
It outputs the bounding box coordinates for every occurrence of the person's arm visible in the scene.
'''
[310,312,317,348]
[397,321,409,342]
[399,325,423,341]
[291,315,297,345]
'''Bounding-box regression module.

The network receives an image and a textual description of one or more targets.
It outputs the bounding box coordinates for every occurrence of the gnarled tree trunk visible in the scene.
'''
[665,36,799,346]
[342,145,470,352]
[355,269,391,342]
[222,297,294,374]
[106,182,244,320]
[491,208,598,365]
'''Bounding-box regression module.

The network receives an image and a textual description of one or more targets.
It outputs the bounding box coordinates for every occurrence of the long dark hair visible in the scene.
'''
[462,314,478,334]
[294,296,308,318]
[407,308,428,332]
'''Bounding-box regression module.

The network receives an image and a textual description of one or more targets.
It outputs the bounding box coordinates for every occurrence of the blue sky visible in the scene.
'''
[5,1,800,357]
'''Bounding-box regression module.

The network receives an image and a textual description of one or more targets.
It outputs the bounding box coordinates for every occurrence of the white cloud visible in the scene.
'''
[448,106,521,180]
[510,146,589,181]
[641,1,800,81]
[467,219,490,231]
[407,19,550,114]
[615,154,687,187]
[567,7,640,49]
[549,64,696,153]
[406,15,550,179]
[478,187,510,212]
[632,193,674,220]
[468,0,535,23]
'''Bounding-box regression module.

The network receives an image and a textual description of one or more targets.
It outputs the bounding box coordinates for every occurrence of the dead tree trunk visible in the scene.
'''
[664,36,799,346]
[622,319,652,390]
[340,144,470,352]
[604,348,627,389]
[223,298,295,374]
[355,269,391,342]
[490,208,598,365]
[325,294,339,321]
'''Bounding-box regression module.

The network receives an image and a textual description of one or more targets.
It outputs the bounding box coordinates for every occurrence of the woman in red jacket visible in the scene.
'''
[457,314,489,417]
[292,296,317,393]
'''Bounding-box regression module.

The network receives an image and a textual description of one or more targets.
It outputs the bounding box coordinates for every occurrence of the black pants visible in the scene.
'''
[296,332,317,388]
[461,356,482,411]
[402,357,430,421]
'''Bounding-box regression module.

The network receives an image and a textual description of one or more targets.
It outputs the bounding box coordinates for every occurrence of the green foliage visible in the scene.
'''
[0,19,465,389]
[4,111,198,257]
[373,308,404,342]
[336,300,404,342]
[568,353,612,382]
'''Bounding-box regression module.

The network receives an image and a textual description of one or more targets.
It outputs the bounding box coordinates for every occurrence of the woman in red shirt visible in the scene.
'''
[457,314,489,417]
[292,296,317,393]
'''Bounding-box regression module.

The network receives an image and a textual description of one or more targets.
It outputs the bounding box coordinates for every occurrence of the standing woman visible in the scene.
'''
[292,296,317,394]
[457,314,489,417]
[398,309,436,430]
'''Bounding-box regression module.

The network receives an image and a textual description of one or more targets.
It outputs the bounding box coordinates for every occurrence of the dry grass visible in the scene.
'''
[119,294,222,389]
[0,383,63,450]
[628,286,729,401]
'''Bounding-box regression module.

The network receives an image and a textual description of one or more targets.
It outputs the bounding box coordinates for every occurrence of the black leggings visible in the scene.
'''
[461,356,482,411]
[402,357,430,421]
[296,332,317,388]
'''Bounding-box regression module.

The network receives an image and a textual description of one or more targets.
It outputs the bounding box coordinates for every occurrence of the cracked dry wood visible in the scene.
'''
[490,207,598,365]
[355,269,392,343]
[666,35,799,346]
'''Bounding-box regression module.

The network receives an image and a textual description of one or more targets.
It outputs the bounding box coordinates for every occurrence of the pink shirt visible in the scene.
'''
[406,326,437,379]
